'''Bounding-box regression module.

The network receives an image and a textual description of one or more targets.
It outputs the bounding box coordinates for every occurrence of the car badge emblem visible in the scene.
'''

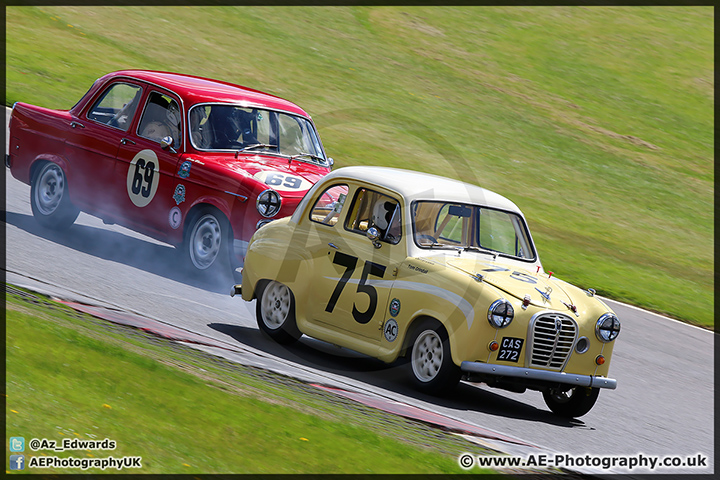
[535,286,552,302]
[555,318,563,332]
[173,184,186,205]
[177,160,192,178]
[389,298,401,317]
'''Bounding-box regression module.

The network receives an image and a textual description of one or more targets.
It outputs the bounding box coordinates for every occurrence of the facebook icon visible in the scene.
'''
[10,454,25,470]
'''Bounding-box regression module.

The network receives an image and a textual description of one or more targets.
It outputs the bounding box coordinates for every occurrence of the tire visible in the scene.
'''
[184,207,231,272]
[255,281,301,345]
[543,387,600,418]
[30,162,79,230]
[408,319,461,395]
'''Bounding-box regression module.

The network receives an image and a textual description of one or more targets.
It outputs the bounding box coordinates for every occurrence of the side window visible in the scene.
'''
[138,92,182,148]
[310,184,348,226]
[87,82,143,131]
[345,188,401,244]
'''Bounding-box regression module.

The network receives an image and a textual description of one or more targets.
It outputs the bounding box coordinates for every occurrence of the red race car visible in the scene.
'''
[7,70,333,276]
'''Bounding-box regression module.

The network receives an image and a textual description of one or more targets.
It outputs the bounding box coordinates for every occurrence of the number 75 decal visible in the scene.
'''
[325,251,387,324]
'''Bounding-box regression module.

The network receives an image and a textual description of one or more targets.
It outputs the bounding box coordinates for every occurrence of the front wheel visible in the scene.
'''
[184,207,230,272]
[30,162,79,230]
[256,281,301,345]
[408,319,461,395]
[543,387,600,418]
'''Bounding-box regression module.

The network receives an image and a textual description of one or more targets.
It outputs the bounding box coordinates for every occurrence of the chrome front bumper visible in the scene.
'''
[460,361,617,390]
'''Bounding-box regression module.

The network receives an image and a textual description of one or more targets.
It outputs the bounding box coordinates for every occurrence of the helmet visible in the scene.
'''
[372,200,395,231]
[166,101,181,126]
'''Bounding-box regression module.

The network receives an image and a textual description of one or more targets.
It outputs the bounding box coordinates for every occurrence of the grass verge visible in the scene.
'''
[5,286,497,474]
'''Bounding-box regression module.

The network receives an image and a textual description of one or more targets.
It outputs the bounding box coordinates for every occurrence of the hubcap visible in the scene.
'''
[412,329,443,382]
[35,164,65,215]
[189,214,222,269]
[261,282,291,329]
[550,389,574,403]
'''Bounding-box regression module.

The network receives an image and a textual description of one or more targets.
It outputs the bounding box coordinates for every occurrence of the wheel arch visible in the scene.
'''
[30,155,71,185]
[400,315,446,359]
[183,199,232,235]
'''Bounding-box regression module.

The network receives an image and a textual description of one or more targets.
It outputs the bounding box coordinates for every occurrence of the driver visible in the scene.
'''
[233,109,258,146]
[190,107,211,148]
[371,200,397,241]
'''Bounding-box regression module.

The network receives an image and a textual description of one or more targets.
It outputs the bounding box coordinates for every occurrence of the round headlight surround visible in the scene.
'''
[595,313,621,342]
[256,189,282,218]
[487,299,514,329]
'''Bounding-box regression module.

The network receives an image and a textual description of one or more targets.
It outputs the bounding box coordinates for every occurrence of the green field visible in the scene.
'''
[5,6,714,327]
[6,288,492,474]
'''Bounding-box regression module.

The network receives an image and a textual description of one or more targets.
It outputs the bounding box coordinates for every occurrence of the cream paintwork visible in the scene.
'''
[241,166,616,381]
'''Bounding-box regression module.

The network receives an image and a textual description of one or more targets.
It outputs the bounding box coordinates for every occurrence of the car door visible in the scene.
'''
[65,80,144,215]
[113,90,184,239]
[307,185,405,346]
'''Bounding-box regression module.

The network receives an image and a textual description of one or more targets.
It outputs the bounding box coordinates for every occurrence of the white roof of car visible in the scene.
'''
[322,166,524,214]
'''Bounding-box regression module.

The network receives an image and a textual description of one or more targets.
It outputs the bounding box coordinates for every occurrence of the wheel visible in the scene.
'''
[30,162,79,230]
[543,387,600,418]
[408,319,461,395]
[184,207,230,272]
[256,281,301,345]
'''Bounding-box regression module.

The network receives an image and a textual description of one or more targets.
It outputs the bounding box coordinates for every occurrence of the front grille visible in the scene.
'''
[529,313,577,370]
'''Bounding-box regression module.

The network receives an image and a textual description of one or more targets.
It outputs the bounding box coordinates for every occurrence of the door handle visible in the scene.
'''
[121,138,136,145]
[70,121,85,129]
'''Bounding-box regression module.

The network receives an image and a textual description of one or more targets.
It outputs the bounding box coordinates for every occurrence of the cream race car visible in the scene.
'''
[233,166,620,417]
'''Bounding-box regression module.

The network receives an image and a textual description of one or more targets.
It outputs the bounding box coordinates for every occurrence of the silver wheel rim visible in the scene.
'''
[35,164,65,215]
[411,329,443,382]
[261,282,291,330]
[549,389,575,404]
[189,213,222,270]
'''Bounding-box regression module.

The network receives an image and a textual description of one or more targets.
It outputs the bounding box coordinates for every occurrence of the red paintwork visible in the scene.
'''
[8,70,332,264]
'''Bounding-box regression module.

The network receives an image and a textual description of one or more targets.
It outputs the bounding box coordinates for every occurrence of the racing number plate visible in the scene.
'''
[497,337,524,363]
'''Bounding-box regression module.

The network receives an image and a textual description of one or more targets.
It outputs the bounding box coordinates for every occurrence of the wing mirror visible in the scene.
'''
[367,227,382,249]
[160,136,177,154]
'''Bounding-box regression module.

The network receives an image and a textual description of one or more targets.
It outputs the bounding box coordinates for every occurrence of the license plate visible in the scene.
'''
[497,337,524,363]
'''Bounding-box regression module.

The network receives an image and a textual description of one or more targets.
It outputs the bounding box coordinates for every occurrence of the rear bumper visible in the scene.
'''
[460,361,617,389]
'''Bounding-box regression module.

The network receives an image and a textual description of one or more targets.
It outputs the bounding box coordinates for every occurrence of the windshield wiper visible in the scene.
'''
[239,143,278,152]
[419,242,455,249]
[463,246,499,258]
[289,152,325,164]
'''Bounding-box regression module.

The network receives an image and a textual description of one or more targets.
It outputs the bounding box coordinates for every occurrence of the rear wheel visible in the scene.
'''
[30,162,79,230]
[543,387,600,418]
[408,319,461,395]
[256,281,301,345]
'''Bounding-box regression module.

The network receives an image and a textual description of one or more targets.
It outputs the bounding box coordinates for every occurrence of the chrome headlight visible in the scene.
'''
[595,313,621,342]
[487,299,514,328]
[256,189,282,217]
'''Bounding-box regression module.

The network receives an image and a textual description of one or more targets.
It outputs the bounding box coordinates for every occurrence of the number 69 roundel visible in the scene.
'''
[126,149,160,207]
[325,251,387,324]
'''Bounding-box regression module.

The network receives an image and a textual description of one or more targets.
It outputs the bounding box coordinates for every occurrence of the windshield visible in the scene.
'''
[412,201,536,260]
[189,104,327,164]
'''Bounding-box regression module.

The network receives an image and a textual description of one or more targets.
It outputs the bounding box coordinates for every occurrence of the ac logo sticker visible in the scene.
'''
[384,318,398,342]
